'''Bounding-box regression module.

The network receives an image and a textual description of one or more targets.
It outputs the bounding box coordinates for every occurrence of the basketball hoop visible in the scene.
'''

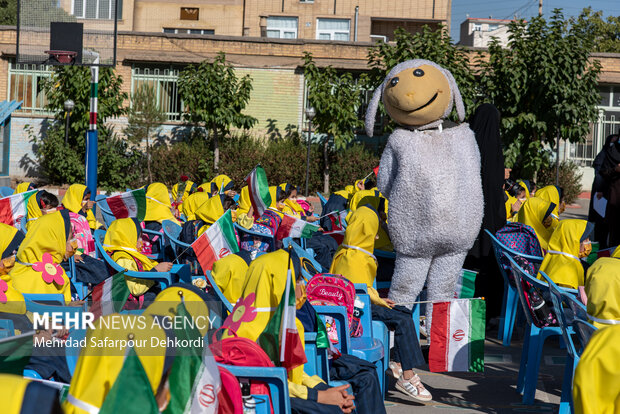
[45,50,78,65]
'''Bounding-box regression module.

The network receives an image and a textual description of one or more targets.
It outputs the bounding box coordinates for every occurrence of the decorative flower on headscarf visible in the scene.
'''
[0,280,8,304]
[32,253,65,285]
[223,293,257,332]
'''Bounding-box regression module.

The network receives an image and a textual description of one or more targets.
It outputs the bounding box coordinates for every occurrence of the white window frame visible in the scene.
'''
[266,17,298,39]
[71,0,120,20]
[488,24,499,32]
[163,28,215,35]
[473,23,482,31]
[316,18,350,41]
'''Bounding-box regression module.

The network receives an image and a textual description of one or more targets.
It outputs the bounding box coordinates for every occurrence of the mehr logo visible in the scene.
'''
[452,329,465,342]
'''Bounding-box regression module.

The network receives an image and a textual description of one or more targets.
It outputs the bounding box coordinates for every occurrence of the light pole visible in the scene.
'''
[305,107,316,197]
[63,99,74,144]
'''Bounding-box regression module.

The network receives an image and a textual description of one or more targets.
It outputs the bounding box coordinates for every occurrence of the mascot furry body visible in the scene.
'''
[366,59,483,312]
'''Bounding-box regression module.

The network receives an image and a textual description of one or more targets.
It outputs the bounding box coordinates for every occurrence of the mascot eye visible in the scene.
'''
[389,77,399,87]
[413,69,425,77]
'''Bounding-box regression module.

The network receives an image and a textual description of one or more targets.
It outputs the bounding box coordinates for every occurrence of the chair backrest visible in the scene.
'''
[282,237,323,280]
[507,255,545,327]
[486,229,543,287]
[353,284,374,340]
[204,271,233,314]
[539,271,580,358]
[572,318,597,349]
[94,229,124,273]
[317,192,328,208]
[0,187,14,197]
[162,219,190,264]
[0,319,15,338]
[163,219,182,240]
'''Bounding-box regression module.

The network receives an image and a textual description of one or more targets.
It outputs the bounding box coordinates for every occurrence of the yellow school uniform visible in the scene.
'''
[538,219,588,289]
[517,197,555,251]
[211,253,250,305]
[62,184,101,230]
[584,257,620,329]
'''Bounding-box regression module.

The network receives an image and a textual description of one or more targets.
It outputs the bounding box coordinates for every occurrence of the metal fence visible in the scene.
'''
[131,66,183,121]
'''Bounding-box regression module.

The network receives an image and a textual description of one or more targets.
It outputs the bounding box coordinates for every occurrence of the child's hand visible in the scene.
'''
[317,385,355,411]
[154,262,173,272]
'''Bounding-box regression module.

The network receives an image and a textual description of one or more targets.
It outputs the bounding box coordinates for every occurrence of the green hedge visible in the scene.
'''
[536,160,584,205]
[149,134,380,194]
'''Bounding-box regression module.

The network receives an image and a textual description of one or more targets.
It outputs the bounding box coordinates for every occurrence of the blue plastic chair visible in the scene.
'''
[162,219,190,264]
[282,238,323,280]
[0,319,15,338]
[142,228,166,261]
[508,256,571,405]
[204,270,234,314]
[218,364,291,414]
[65,329,87,376]
[67,256,89,300]
[486,229,544,347]
[235,223,276,252]
[540,271,591,414]
[0,187,14,197]
[316,192,328,209]
[94,229,191,289]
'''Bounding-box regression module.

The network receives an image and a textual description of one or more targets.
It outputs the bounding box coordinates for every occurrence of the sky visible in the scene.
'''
[450,0,620,42]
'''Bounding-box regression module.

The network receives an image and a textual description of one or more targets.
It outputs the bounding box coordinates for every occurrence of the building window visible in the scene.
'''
[132,66,183,121]
[7,62,53,114]
[473,23,482,31]
[163,28,214,35]
[266,17,298,39]
[72,0,122,20]
[316,18,350,41]
[488,24,499,31]
[180,7,199,21]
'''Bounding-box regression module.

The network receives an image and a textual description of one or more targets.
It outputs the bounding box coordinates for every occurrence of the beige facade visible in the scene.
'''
[459,18,512,48]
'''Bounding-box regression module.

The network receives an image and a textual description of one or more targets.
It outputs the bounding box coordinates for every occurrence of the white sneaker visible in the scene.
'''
[395,374,433,402]
[389,361,402,380]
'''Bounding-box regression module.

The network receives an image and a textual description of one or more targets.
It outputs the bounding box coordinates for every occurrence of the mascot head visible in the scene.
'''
[365,59,465,136]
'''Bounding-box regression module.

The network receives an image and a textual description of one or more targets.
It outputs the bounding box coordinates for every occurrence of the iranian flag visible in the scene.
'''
[106,189,147,221]
[192,210,239,272]
[0,190,36,228]
[164,303,221,414]
[245,165,272,220]
[90,272,131,319]
[258,266,307,371]
[429,298,485,373]
[275,214,319,240]
[453,269,477,299]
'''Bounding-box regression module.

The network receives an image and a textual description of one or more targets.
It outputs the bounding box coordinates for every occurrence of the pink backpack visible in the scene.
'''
[306,273,356,328]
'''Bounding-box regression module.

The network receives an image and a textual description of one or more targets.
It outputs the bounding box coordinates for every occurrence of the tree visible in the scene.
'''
[177,52,257,172]
[302,53,365,193]
[571,7,620,53]
[124,84,166,182]
[367,26,478,124]
[0,0,17,25]
[32,66,135,188]
[479,10,601,179]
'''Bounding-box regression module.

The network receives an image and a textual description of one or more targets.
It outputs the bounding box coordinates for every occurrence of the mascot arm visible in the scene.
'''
[377,140,397,199]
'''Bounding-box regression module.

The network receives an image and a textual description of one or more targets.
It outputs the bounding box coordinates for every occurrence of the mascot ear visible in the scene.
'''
[443,69,465,123]
[365,84,383,138]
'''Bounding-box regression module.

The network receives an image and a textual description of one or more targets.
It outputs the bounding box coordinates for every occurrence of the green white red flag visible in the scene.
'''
[192,210,239,272]
[90,271,130,319]
[258,259,306,371]
[245,165,272,220]
[275,214,319,240]
[0,190,36,228]
[454,269,477,299]
[106,189,147,222]
[429,298,485,373]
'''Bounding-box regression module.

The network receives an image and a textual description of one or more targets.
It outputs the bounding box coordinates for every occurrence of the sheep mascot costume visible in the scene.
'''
[366,59,483,324]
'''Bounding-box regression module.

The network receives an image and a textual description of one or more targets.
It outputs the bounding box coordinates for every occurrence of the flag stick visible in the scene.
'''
[393,297,485,306]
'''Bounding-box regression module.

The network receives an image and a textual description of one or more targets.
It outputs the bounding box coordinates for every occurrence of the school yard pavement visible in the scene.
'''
[384,326,567,413]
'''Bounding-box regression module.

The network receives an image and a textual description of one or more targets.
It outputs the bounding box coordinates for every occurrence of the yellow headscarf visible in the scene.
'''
[344,185,355,196]
[268,186,278,208]
[0,223,21,276]
[171,180,196,204]
[62,184,101,230]
[538,219,589,289]
[0,223,19,259]
[211,253,250,305]
[210,174,234,195]
[195,194,225,226]
[517,197,555,251]
[143,285,215,337]
[181,191,210,221]
[63,313,166,414]
[104,218,158,296]
[25,192,43,231]
[0,375,62,413]
[585,257,620,329]
[346,190,391,251]
[145,183,179,225]
[505,191,518,221]
[333,189,351,201]
[5,211,71,302]
[237,186,252,215]
[518,181,531,199]
[14,182,33,194]
[331,206,387,307]
[536,185,562,220]
[573,324,620,414]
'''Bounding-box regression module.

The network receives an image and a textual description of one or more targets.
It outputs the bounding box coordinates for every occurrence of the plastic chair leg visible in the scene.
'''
[522,326,545,405]
[497,284,509,341]
[517,323,534,394]
[412,300,420,341]
[502,287,519,347]
[558,355,578,414]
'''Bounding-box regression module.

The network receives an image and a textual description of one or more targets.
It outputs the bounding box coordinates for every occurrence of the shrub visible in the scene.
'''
[536,160,584,205]
[149,140,212,186]
[329,145,381,192]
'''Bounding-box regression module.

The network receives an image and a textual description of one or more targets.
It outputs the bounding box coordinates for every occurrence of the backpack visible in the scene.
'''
[217,366,243,414]
[255,210,281,235]
[69,212,96,257]
[495,222,543,282]
[209,328,274,414]
[306,273,356,329]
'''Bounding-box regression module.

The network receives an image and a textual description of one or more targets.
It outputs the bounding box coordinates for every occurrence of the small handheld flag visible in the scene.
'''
[106,189,147,222]
[192,210,239,272]
[0,190,37,228]
[245,165,272,220]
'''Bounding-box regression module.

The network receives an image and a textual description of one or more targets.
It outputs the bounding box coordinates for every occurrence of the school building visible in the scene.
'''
[0,25,619,190]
